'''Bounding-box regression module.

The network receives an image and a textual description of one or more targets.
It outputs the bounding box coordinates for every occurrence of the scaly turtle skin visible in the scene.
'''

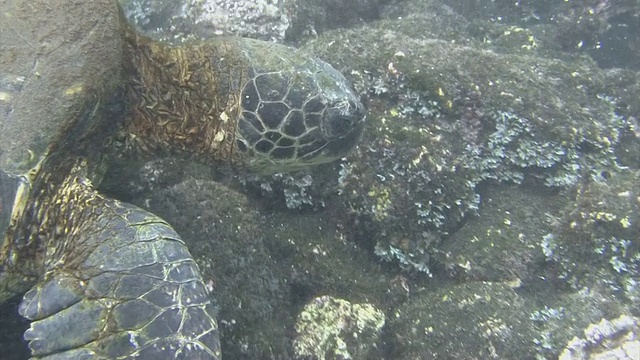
[0,0,365,358]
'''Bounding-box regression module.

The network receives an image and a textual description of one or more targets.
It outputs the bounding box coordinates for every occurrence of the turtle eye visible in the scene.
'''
[326,114,353,137]
[323,101,362,138]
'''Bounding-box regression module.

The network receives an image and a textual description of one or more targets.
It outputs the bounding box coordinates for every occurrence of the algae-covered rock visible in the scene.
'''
[559,315,640,360]
[293,295,385,359]
[390,280,625,359]
[540,169,640,304]
[437,184,564,283]
[303,1,630,273]
[390,281,535,358]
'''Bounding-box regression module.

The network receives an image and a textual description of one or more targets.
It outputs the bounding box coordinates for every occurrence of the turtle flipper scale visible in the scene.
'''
[18,200,220,359]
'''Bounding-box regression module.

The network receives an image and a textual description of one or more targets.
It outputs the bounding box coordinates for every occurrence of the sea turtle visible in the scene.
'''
[0,0,365,358]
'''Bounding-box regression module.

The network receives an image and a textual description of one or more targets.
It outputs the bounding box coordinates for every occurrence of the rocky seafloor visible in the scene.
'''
[3,0,640,359]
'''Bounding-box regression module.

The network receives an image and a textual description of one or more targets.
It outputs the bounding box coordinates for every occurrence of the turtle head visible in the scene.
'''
[234,40,365,174]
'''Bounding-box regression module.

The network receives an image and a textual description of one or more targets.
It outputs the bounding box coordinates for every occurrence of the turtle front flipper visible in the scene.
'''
[17,197,220,359]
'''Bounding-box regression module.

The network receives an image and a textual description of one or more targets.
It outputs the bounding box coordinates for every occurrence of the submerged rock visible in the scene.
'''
[293,295,385,359]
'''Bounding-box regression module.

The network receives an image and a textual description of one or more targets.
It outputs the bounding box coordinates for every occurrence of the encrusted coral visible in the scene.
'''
[293,295,385,359]
[559,315,640,360]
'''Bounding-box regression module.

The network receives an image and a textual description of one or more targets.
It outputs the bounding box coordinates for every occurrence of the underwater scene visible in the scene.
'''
[1,0,639,359]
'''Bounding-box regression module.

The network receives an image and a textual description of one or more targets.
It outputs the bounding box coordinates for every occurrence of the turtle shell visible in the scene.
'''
[0,0,124,176]
[0,0,126,286]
